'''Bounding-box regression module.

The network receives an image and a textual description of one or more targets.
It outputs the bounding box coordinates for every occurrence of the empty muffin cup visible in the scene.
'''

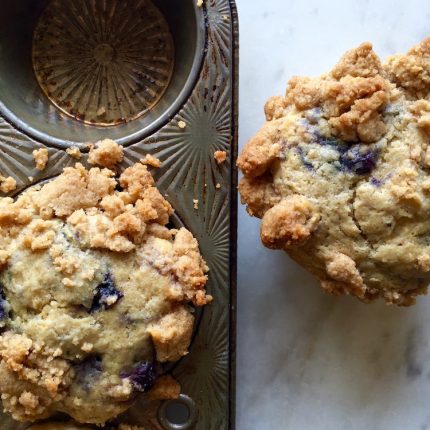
[0,0,206,147]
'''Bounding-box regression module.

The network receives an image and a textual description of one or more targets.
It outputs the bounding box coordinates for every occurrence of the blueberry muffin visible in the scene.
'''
[238,37,430,306]
[0,161,210,424]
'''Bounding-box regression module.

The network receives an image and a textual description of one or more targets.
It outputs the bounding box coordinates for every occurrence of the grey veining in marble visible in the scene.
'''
[236,1,430,429]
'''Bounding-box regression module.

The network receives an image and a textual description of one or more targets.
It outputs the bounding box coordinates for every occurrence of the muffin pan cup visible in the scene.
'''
[0,0,238,429]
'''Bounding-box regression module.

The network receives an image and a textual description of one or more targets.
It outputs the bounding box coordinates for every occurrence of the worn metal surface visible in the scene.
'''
[0,0,237,429]
[33,0,175,126]
[0,0,206,147]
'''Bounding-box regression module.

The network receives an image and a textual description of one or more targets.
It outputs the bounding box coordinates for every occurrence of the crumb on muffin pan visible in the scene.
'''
[33,148,49,171]
[238,37,430,306]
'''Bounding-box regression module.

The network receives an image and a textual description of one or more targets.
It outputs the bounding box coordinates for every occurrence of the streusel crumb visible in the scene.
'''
[66,147,82,159]
[88,139,124,168]
[33,148,49,171]
[214,150,227,164]
[0,176,17,193]
[141,154,161,168]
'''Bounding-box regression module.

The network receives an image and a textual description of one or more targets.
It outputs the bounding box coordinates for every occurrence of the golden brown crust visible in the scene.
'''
[32,164,116,218]
[385,36,430,99]
[264,96,287,121]
[323,77,389,142]
[148,306,194,362]
[330,42,382,79]
[260,196,320,249]
[325,252,364,288]
[119,163,155,200]
[0,333,73,422]
[238,175,281,218]
[236,122,282,178]
[286,75,390,143]
[172,228,210,304]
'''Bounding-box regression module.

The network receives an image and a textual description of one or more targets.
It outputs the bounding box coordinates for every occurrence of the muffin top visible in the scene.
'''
[0,160,210,424]
[238,37,430,305]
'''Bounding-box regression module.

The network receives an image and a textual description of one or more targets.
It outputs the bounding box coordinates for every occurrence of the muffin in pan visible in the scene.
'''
[0,150,211,424]
[238,37,430,306]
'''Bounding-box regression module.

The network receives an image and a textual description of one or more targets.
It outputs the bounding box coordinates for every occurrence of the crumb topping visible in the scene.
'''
[385,37,430,100]
[0,176,17,194]
[0,332,73,422]
[214,150,227,164]
[88,139,124,168]
[66,147,82,160]
[141,154,161,168]
[33,148,49,171]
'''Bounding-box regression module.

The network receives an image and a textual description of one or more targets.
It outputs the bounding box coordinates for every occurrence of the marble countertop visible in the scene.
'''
[235,1,430,429]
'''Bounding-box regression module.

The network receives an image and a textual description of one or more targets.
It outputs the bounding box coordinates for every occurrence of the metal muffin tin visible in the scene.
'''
[0,0,238,428]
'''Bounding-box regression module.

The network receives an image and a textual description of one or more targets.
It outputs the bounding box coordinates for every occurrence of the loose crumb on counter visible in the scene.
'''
[141,154,161,168]
[214,150,227,164]
[216,183,221,189]
[222,15,229,21]
[88,139,124,168]
[197,0,203,6]
[0,176,17,193]
[193,199,199,210]
[178,120,187,129]
[33,148,49,171]
[66,147,82,159]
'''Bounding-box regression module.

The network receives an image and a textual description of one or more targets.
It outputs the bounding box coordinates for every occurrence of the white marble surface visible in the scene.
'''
[236,1,430,429]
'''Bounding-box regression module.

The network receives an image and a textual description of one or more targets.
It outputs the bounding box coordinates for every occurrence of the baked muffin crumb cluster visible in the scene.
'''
[0,142,210,424]
[238,37,430,305]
